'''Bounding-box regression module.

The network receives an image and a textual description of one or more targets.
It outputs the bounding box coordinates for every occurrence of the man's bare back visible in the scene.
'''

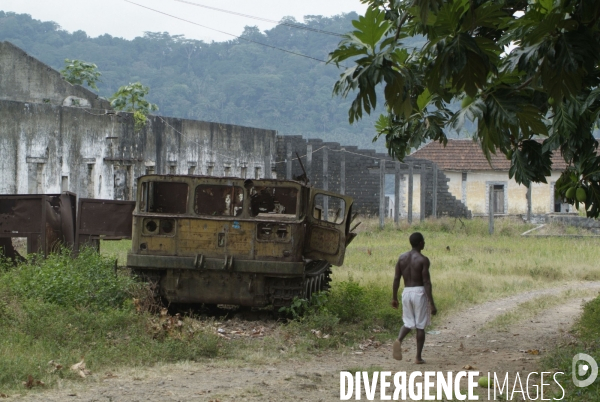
[396,249,429,287]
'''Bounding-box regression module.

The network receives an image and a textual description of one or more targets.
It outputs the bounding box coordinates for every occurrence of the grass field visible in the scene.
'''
[0,217,599,394]
[338,217,600,318]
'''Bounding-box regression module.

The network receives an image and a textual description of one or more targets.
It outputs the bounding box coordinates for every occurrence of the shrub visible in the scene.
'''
[0,248,134,310]
[327,278,369,323]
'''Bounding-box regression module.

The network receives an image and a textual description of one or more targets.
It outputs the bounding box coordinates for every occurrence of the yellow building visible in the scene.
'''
[411,140,571,216]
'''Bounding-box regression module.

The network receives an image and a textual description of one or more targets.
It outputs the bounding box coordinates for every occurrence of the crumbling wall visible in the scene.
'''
[0,41,110,109]
[0,100,276,200]
[275,136,471,218]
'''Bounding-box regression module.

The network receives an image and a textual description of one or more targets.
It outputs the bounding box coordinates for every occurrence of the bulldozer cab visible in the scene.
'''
[304,188,354,266]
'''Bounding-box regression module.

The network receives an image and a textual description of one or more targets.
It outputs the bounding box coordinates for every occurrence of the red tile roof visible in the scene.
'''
[410,139,568,171]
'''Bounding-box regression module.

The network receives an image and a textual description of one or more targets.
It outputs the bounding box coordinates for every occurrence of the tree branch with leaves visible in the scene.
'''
[330,0,600,218]
[110,82,159,131]
[60,59,101,90]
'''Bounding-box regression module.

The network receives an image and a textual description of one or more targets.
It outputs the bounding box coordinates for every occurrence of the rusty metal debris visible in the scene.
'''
[0,192,134,262]
[75,198,135,253]
[0,193,75,259]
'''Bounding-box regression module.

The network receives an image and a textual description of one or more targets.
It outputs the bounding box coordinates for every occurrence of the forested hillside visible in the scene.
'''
[2,11,410,149]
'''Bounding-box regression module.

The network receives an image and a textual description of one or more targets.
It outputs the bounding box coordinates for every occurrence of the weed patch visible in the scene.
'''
[1,248,133,310]
[0,251,228,393]
[542,293,600,401]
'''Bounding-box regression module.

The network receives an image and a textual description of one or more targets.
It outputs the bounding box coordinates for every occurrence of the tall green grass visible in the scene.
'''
[282,217,600,353]
[0,250,223,393]
[337,217,600,317]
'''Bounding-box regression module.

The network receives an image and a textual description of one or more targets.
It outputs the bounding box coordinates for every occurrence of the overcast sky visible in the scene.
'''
[2,0,368,42]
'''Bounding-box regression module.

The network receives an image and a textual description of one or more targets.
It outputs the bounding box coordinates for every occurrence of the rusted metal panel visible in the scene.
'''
[59,193,77,245]
[127,254,304,275]
[75,198,136,252]
[307,226,340,255]
[0,197,43,233]
[0,192,77,257]
[160,269,269,306]
[303,188,354,266]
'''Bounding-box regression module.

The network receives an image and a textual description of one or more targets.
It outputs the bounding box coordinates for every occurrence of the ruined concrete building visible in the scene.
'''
[0,41,470,218]
[0,41,275,201]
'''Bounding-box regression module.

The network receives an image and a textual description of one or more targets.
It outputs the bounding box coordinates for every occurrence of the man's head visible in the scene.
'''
[409,232,425,250]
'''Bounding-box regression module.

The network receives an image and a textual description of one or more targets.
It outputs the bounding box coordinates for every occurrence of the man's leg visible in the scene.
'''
[415,329,426,363]
[393,326,412,361]
[398,326,411,342]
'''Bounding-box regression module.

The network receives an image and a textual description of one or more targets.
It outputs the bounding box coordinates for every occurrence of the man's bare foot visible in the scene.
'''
[392,340,402,360]
[414,359,426,364]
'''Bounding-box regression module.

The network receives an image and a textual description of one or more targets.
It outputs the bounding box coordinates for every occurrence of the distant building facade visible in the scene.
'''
[411,139,571,215]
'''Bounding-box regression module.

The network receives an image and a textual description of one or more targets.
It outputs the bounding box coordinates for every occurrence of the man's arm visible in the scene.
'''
[421,257,437,315]
[391,257,402,309]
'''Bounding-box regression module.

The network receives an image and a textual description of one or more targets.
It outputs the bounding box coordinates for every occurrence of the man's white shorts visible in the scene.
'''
[401,286,431,329]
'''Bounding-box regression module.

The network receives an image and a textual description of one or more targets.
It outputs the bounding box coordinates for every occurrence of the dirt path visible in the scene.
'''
[13,281,600,402]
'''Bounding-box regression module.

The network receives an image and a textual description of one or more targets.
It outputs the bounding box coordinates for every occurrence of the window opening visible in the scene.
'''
[492,185,505,214]
[247,185,298,217]
[145,182,188,214]
[313,194,346,224]
[195,185,244,216]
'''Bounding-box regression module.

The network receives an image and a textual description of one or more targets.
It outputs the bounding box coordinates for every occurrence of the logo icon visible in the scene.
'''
[572,353,598,387]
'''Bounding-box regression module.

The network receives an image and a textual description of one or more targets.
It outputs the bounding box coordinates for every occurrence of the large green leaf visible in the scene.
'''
[350,7,392,52]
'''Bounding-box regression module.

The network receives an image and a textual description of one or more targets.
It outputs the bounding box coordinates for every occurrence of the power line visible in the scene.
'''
[124,0,336,65]
[174,0,345,37]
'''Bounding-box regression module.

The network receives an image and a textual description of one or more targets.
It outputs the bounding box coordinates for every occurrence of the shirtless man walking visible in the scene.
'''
[391,232,437,364]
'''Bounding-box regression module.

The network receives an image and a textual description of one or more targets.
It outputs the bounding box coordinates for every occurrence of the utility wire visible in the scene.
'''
[173,0,423,53]
[125,0,336,65]
[174,0,345,37]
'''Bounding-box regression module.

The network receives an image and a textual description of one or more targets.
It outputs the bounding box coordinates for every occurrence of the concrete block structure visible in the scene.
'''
[275,136,471,218]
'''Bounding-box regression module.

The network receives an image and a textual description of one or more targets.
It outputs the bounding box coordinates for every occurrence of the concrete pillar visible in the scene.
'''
[420,166,426,222]
[527,185,532,222]
[394,161,400,223]
[306,144,313,182]
[323,147,328,221]
[340,150,346,195]
[432,165,438,218]
[408,162,413,224]
[379,160,385,229]
[489,185,494,235]
[461,172,467,205]
[286,142,292,180]
[263,156,271,179]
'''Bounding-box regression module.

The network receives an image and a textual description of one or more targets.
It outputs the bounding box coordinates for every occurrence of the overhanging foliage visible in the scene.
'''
[330,0,600,218]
